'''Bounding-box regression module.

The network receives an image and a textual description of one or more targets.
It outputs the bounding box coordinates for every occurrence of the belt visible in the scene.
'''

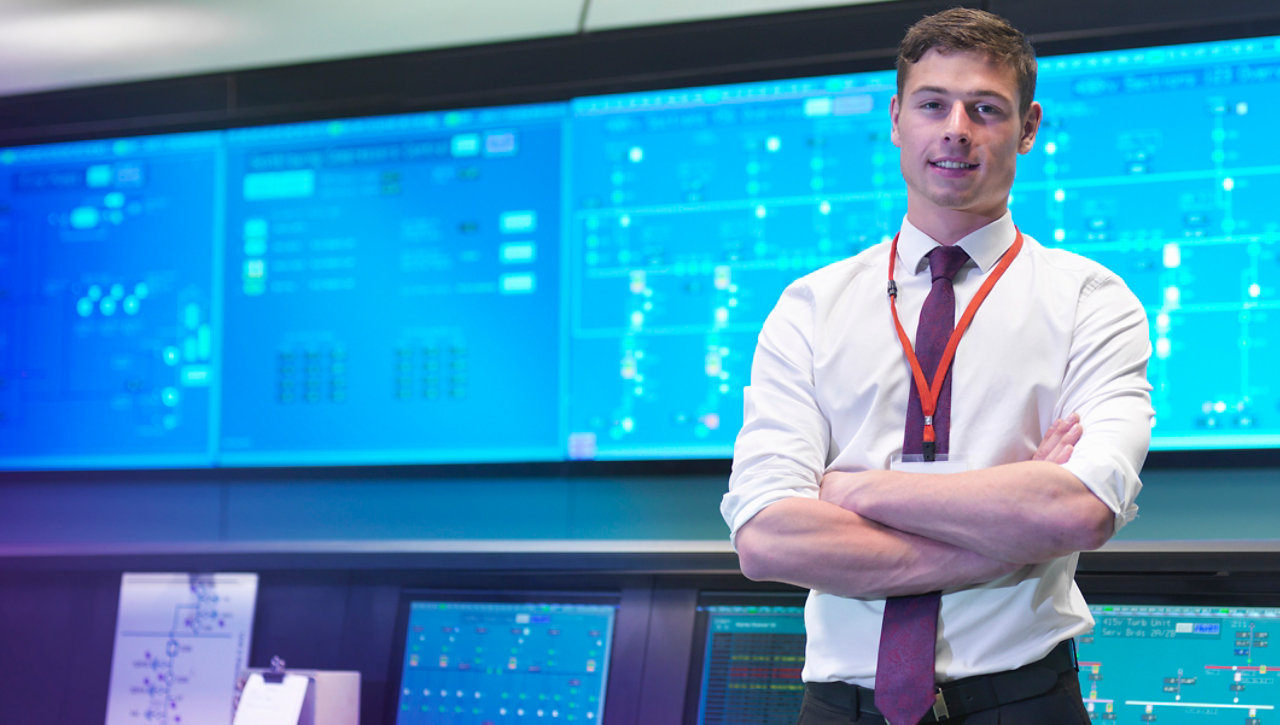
[806,639,1078,722]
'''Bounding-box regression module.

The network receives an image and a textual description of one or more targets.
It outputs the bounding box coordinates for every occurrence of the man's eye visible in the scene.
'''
[976,104,1003,115]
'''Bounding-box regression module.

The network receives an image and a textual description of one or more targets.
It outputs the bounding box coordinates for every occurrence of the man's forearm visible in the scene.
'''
[821,461,1114,565]
[735,496,1023,598]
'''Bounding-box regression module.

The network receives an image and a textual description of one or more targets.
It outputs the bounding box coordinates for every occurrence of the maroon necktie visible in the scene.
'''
[876,244,969,725]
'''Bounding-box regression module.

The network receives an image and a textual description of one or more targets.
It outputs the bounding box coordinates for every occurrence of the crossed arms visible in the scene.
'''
[734,416,1117,600]
[727,256,1154,601]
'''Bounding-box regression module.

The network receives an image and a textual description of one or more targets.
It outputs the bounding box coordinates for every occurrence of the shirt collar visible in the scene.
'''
[896,212,1017,275]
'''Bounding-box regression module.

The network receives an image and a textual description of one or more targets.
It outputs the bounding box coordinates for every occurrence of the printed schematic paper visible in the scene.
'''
[105,572,259,725]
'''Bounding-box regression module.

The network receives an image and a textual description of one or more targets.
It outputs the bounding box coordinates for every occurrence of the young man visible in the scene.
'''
[722,8,1153,724]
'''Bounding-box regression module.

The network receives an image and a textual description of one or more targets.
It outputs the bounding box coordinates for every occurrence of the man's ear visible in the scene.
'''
[1018,101,1043,154]
[890,95,902,148]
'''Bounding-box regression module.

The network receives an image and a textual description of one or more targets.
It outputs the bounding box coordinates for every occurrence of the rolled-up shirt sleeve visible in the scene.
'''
[721,281,830,543]
[1057,273,1154,533]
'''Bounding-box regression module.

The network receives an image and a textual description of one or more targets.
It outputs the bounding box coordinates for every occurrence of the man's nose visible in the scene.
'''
[943,101,971,144]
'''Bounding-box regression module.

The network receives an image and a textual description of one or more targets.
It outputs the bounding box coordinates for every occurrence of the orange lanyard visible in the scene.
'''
[887,228,1023,459]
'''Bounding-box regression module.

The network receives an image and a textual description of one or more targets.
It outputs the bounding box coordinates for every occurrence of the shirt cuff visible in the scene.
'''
[721,483,815,545]
[1061,454,1141,532]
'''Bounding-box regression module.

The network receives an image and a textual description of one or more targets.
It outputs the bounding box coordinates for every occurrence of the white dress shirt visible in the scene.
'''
[722,213,1153,686]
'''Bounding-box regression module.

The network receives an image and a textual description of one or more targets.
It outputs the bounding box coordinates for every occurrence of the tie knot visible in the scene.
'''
[929,245,970,283]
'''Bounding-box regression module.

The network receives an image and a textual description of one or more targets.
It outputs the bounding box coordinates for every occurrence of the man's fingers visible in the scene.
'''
[1034,414,1082,463]
[1034,418,1068,460]
[1051,443,1075,465]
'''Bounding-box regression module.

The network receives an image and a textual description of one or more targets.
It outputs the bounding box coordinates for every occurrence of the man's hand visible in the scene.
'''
[818,468,883,512]
[1033,413,1082,464]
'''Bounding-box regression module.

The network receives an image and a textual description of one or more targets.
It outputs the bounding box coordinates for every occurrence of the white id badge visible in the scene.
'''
[891,453,970,475]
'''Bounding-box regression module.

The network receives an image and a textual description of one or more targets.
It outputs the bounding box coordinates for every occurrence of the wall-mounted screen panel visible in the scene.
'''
[1078,602,1280,722]
[565,74,900,460]
[0,133,222,469]
[1020,40,1280,451]
[6,33,1280,469]
[387,592,618,725]
[217,105,566,465]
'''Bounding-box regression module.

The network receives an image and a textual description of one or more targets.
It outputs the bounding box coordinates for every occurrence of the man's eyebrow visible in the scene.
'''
[909,85,1014,103]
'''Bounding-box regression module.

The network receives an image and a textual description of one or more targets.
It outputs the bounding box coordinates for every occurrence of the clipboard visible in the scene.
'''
[233,657,313,725]
[234,657,360,725]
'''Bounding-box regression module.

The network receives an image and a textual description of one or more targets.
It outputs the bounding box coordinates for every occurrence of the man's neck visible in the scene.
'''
[906,206,1006,245]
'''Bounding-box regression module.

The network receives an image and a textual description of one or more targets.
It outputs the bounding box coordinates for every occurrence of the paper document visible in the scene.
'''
[104,572,259,725]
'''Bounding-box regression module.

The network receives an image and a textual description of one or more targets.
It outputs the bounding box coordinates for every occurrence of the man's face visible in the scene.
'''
[890,48,1042,236]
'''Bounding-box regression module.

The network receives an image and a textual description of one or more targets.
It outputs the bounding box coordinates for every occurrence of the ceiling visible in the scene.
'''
[0,0,885,98]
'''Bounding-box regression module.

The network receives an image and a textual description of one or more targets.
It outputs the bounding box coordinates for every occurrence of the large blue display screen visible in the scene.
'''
[0,133,222,468]
[217,107,565,465]
[4,33,1280,468]
[565,76,900,459]
[1024,43,1280,450]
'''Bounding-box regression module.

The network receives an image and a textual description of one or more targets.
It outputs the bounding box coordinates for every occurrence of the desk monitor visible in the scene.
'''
[684,591,807,725]
[682,593,1280,724]
[387,590,619,725]
[1077,602,1280,723]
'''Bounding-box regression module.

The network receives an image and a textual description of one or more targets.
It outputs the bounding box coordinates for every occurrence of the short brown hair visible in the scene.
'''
[896,7,1037,116]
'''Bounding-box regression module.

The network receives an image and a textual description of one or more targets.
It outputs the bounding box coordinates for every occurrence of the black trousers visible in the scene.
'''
[796,665,1090,724]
